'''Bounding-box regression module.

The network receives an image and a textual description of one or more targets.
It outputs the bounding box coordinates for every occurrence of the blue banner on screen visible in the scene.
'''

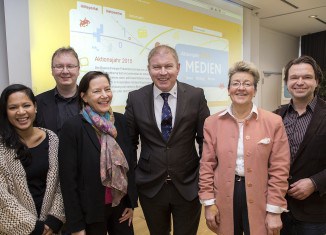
[176,44,228,88]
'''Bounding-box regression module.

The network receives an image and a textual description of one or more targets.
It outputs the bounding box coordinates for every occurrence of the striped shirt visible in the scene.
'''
[283,96,317,163]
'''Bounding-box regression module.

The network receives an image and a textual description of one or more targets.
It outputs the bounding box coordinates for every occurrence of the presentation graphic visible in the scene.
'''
[29,0,243,111]
[70,1,230,106]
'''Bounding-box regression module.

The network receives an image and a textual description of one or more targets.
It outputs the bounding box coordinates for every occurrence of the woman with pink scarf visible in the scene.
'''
[58,71,137,235]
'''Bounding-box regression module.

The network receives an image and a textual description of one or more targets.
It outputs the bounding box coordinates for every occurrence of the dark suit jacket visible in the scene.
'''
[35,88,59,133]
[58,113,137,233]
[274,97,326,222]
[125,82,210,201]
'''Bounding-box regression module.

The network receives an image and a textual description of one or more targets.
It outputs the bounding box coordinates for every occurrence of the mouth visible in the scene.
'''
[16,117,29,124]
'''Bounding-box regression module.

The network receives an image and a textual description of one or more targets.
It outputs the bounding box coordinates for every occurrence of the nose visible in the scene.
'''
[61,66,69,73]
[159,67,167,75]
[17,106,26,114]
[296,77,304,85]
[238,83,246,89]
[100,90,108,97]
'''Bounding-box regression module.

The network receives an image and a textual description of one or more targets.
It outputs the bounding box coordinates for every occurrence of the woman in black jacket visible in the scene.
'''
[58,71,137,235]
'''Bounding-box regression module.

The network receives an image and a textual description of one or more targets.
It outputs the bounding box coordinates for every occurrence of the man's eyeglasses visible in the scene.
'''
[52,65,79,72]
[230,81,253,88]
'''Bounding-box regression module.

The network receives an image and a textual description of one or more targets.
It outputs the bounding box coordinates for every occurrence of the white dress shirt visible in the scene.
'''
[153,83,177,131]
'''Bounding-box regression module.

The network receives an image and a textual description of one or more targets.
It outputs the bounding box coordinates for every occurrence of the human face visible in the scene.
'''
[81,76,112,115]
[52,52,80,89]
[6,91,36,132]
[287,63,317,102]
[148,50,180,92]
[228,72,256,108]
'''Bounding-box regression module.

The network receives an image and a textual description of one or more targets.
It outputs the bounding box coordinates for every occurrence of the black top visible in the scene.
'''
[23,134,49,216]
[54,88,79,134]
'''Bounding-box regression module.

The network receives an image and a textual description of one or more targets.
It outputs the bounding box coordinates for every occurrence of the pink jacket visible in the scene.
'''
[199,108,290,235]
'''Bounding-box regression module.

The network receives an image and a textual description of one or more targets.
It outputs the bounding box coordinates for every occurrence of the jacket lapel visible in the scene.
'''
[170,82,187,138]
[81,116,101,152]
[294,99,326,163]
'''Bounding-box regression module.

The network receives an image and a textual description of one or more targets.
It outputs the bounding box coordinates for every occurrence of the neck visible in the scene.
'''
[16,127,35,144]
[292,95,314,115]
[232,103,253,121]
[56,85,77,98]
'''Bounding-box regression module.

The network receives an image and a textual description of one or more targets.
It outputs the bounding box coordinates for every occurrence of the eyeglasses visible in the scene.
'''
[52,64,79,72]
[230,81,253,88]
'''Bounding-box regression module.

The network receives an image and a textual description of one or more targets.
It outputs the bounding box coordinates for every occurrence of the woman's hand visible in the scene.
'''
[119,207,134,226]
[204,204,220,233]
[42,225,53,235]
[265,212,282,235]
[72,230,86,235]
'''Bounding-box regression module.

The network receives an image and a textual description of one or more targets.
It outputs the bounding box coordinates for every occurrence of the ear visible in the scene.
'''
[80,92,87,103]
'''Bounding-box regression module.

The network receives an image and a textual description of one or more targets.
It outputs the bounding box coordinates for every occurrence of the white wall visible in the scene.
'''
[0,0,9,93]
[4,0,31,87]
[242,9,299,110]
[259,27,299,110]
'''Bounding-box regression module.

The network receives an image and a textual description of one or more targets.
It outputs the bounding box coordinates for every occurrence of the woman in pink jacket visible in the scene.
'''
[199,61,290,235]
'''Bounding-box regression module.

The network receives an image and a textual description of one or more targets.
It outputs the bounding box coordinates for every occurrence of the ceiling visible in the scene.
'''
[205,0,326,37]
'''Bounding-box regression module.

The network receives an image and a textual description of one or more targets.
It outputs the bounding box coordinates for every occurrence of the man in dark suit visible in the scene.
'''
[274,55,326,235]
[36,47,80,134]
[125,45,210,235]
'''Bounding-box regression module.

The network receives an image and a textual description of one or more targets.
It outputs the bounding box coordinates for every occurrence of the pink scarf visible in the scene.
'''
[82,105,129,207]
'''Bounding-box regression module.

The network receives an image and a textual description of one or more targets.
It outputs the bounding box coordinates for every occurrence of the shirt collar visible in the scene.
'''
[54,86,78,100]
[219,103,259,120]
[288,95,317,113]
[153,82,178,99]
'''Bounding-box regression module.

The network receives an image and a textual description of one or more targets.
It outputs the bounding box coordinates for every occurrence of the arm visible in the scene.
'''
[125,93,140,166]
[195,89,210,157]
[58,120,85,233]
[198,118,218,200]
[44,132,64,233]
[265,120,290,232]
[0,157,38,234]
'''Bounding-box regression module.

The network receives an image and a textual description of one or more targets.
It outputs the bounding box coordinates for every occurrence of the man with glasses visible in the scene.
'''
[36,46,80,134]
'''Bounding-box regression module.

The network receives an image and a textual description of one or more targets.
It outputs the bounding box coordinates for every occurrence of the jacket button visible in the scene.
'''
[247,183,252,187]
[248,199,254,203]
[247,168,252,173]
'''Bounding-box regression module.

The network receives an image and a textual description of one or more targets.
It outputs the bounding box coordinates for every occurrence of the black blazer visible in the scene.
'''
[125,82,210,201]
[58,113,137,233]
[36,88,59,133]
[275,97,326,222]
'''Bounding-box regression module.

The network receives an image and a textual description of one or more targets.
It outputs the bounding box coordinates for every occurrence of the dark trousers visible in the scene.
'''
[139,181,201,235]
[233,176,250,235]
[281,212,326,235]
[85,198,134,235]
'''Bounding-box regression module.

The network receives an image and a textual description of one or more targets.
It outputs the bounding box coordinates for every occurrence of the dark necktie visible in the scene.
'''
[160,93,172,141]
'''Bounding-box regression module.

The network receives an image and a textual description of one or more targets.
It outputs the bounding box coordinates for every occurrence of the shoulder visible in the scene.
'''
[129,84,152,96]
[258,108,283,125]
[178,82,203,93]
[61,115,84,131]
[113,112,124,119]
[40,127,58,141]
[36,88,55,100]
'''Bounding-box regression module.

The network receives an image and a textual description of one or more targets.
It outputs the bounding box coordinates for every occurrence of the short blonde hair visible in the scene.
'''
[228,61,260,90]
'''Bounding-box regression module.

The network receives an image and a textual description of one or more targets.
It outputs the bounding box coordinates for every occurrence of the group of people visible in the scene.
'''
[0,44,325,235]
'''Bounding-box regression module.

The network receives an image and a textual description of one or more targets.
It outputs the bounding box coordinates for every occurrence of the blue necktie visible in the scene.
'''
[160,93,172,142]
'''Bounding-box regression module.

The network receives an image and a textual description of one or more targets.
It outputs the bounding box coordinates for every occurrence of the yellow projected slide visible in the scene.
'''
[29,0,243,110]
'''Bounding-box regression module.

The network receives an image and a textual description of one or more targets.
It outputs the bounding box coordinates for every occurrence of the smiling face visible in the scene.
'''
[228,72,256,108]
[6,91,36,132]
[286,63,318,102]
[148,49,180,92]
[81,75,112,115]
[52,52,80,90]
